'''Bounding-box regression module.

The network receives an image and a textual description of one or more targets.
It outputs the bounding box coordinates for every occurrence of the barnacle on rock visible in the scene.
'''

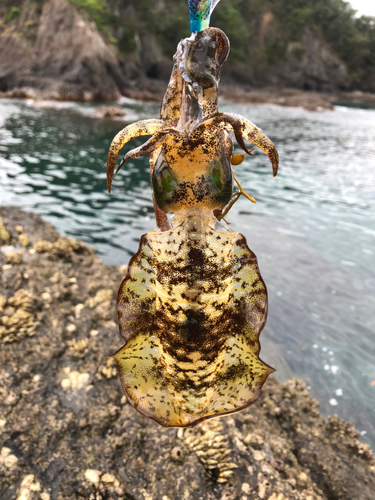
[33,240,54,253]
[33,238,81,260]
[0,447,18,468]
[97,358,117,380]
[8,288,33,310]
[0,217,10,245]
[178,418,238,483]
[0,308,35,343]
[0,289,35,343]
[19,232,30,247]
[0,295,6,313]
[67,237,88,253]
[68,338,89,357]
[6,251,23,265]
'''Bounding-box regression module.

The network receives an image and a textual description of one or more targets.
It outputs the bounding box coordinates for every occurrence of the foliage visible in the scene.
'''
[268,0,375,84]
[8,0,374,89]
[118,27,137,53]
[7,6,21,21]
[112,0,375,85]
[67,0,113,32]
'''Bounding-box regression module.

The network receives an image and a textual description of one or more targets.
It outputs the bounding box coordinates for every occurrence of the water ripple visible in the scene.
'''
[0,98,374,448]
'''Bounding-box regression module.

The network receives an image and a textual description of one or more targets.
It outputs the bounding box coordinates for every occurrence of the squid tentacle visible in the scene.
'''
[115,130,180,174]
[193,112,279,176]
[107,119,164,193]
[230,112,279,177]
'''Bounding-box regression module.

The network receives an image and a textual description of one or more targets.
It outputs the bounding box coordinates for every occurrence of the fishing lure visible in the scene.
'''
[106,0,279,427]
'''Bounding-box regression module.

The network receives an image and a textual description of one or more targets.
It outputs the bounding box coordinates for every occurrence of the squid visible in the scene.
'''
[106,1,279,427]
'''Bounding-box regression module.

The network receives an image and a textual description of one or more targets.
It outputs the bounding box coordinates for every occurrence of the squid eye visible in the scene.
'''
[207,45,215,59]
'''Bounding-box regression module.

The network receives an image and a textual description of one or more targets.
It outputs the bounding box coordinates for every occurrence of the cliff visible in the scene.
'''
[0,0,374,101]
[0,206,374,499]
[0,0,133,100]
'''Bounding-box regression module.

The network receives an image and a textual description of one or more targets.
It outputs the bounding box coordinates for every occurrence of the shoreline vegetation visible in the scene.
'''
[1,0,375,111]
[0,206,375,499]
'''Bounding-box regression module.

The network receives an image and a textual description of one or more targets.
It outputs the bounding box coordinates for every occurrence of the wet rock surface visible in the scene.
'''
[94,106,126,119]
[0,206,374,500]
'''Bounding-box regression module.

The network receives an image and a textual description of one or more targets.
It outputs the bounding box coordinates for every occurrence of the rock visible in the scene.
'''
[95,106,126,118]
[0,447,18,468]
[101,473,115,483]
[1,0,375,104]
[220,86,335,111]
[0,217,10,244]
[84,469,101,485]
[221,20,348,94]
[0,0,128,101]
[0,206,374,499]
[275,29,348,92]
[6,251,23,265]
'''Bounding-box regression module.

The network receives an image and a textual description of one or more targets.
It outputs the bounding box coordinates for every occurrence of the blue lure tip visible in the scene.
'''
[190,19,210,33]
[188,0,218,33]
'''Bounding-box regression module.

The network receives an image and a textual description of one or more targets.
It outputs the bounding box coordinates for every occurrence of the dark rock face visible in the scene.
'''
[0,206,374,499]
[221,29,348,93]
[271,29,348,92]
[0,34,33,92]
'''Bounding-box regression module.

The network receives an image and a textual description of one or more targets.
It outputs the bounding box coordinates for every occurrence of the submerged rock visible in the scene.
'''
[0,206,374,499]
[95,106,126,118]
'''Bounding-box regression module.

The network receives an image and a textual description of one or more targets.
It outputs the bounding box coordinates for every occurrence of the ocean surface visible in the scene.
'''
[0,97,374,448]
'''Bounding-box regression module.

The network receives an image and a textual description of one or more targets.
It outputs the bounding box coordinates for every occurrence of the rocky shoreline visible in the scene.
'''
[219,87,375,112]
[1,0,375,113]
[0,206,374,500]
[2,85,375,113]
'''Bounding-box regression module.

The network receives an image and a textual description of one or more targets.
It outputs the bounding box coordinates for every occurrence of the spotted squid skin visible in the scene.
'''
[160,28,230,126]
[107,27,279,427]
[114,213,274,427]
[152,128,233,213]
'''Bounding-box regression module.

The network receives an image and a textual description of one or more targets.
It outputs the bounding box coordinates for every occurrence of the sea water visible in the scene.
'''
[0,97,374,448]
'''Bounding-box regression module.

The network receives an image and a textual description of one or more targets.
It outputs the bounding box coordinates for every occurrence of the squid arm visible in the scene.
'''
[115,129,180,175]
[107,119,164,193]
[193,112,279,177]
